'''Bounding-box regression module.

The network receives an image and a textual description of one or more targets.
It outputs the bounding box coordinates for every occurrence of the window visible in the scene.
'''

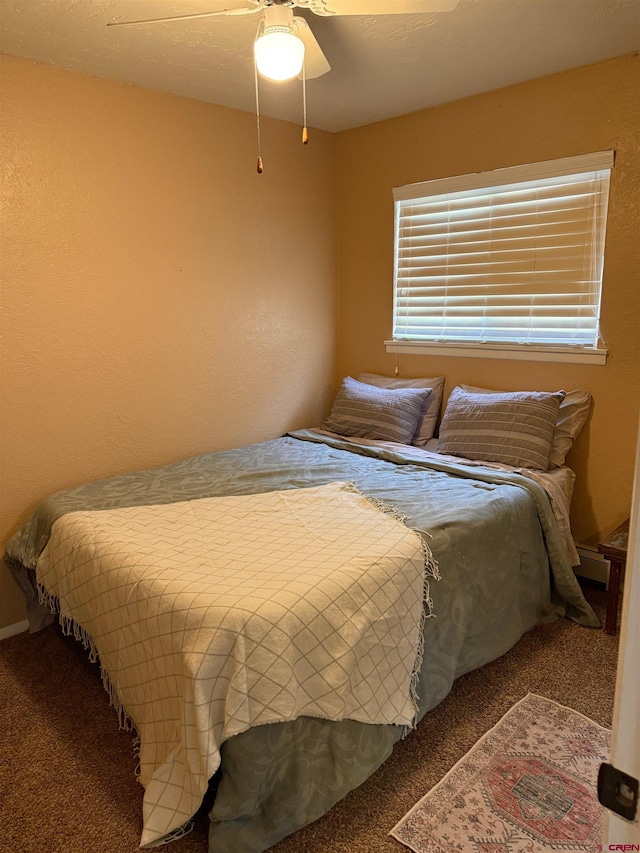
[388,151,613,364]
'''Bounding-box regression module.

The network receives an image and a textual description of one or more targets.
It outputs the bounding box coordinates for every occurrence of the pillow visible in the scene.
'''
[357,373,445,445]
[323,377,432,444]
[438,386,565,470]
[459,384,592,468]
[547,389,592,468]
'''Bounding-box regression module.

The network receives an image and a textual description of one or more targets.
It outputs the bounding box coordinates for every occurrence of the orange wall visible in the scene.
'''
[2,53,639,631]
[0,55,338,629]
[336,55,640,547]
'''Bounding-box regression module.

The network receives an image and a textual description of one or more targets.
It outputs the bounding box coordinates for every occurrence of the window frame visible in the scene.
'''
[386,151,613,365]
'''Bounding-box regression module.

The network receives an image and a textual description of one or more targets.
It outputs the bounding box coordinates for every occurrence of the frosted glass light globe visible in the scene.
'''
[254,31,305,81]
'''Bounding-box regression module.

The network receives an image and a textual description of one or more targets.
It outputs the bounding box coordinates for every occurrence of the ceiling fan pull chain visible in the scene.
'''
[302,57,309,145]
[254,54,264,173]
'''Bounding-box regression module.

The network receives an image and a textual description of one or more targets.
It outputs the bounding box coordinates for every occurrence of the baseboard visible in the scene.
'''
[575,544,610,586]
[0,619,29,641]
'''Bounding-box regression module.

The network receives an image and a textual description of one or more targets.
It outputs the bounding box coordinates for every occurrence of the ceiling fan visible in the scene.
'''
[108,0,459,81]
[107,0,459,169]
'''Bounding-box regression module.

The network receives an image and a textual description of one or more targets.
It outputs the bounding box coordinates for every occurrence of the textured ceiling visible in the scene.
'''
[1,0,638,132]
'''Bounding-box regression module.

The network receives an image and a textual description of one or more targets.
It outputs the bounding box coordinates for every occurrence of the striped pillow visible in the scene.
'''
[438,386,565,470]
[323,377,432,444]
[357,373,445,445]
[458,383,592,469]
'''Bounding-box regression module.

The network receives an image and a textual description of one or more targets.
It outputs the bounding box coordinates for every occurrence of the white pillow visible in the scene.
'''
[548,390,592,468]
[459,384,591,469]
[358,373,445,445]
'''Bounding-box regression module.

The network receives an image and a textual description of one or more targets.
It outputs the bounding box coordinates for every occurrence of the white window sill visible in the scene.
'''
[384,340,608,365]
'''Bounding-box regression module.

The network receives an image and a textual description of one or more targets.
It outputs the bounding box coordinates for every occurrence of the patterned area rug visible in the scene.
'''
[391,693,611,853]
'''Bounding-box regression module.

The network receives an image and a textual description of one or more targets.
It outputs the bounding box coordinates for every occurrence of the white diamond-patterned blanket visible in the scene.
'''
[35,482,430,847]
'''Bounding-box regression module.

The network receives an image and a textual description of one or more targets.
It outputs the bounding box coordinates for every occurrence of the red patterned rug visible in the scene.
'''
[391,693,611,853]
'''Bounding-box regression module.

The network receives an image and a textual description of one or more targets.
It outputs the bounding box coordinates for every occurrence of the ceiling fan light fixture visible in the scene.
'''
[254,29,304,80]
[254,5,305,82]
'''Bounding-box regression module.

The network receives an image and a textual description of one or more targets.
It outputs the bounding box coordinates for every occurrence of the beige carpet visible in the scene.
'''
[0,582,618,853]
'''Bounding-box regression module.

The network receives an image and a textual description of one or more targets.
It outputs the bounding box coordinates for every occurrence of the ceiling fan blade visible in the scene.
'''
[294,18,331,79]
[106,4,260,27]
[309,0,459,15]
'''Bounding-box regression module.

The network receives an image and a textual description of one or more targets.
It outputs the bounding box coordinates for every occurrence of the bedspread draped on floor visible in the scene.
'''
[5,430,598,853]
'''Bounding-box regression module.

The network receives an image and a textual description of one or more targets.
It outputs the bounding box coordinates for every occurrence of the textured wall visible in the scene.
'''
[0,56,338,630]
[336,54,640,547]
[3,52,639,632]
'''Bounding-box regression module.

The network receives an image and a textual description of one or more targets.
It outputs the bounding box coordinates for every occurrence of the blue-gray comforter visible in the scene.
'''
[5,430,598,852]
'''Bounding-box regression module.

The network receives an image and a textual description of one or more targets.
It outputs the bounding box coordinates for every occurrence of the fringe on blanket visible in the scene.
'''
[342,481,440,735]
[37,583,137,734]
[37,582,196,847]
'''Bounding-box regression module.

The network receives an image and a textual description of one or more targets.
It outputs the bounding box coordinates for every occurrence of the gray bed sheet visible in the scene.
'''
[4,429,598,853]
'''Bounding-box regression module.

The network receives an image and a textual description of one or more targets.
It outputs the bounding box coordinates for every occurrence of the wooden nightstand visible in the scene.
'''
[598,518,630,636]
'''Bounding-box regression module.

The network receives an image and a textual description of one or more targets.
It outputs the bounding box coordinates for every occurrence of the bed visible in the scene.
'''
[5,381,599,853]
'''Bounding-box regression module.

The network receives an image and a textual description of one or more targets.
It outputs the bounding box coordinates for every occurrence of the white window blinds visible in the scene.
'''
[392,151,613,349]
